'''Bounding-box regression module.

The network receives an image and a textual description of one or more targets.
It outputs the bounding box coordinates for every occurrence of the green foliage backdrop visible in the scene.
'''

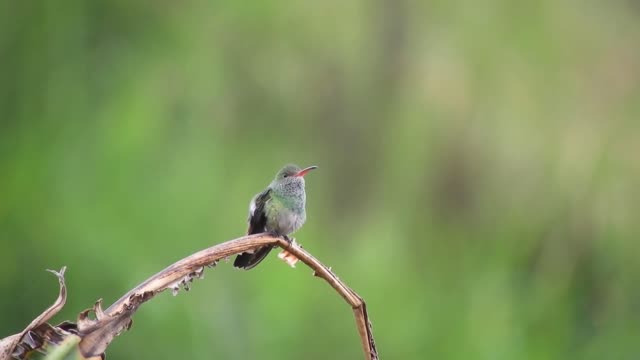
[1,1,639,359]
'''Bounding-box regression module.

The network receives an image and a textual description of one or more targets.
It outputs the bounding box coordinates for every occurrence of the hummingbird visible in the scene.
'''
[233,164,318,270]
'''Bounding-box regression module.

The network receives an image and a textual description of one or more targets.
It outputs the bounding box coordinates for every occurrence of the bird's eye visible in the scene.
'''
[283,174,289,178]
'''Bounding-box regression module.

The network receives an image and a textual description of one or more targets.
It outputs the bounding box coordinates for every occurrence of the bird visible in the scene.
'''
[233,164,318,270]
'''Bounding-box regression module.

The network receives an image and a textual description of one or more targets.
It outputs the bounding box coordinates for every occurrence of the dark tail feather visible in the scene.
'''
[233,246,273,270]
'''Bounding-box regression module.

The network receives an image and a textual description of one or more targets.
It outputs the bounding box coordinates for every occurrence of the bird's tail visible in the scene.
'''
[233,246,273,270]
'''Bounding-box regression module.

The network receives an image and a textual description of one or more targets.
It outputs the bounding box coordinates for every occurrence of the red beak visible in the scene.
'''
[295,165,318,177]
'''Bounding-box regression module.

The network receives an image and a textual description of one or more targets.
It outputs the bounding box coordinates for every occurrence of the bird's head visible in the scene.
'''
[275,164,318,182]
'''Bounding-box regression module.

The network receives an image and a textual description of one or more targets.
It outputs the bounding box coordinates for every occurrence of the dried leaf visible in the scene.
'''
[0,267,67,360]
[76,301,133,358]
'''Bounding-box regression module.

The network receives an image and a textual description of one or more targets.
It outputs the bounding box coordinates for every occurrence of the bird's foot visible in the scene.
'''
[267,231,292,243]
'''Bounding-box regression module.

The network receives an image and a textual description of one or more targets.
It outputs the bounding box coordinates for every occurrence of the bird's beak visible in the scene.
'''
[295,165,318,177]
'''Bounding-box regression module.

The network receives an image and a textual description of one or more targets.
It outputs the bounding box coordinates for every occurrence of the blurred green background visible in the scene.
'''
[2,0,640,359]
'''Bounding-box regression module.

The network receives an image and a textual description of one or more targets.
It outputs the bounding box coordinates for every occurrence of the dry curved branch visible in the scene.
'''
[3,234,379,360]
[91,233,378,359]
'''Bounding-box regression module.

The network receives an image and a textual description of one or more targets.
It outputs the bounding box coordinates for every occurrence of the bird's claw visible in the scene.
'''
[267,231,292,243]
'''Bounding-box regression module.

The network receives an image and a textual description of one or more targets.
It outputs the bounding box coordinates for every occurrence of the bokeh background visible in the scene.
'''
[2,1,640,359]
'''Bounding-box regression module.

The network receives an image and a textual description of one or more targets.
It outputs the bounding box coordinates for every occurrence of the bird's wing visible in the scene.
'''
[234,188,274,269]
[247,188,271,235]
